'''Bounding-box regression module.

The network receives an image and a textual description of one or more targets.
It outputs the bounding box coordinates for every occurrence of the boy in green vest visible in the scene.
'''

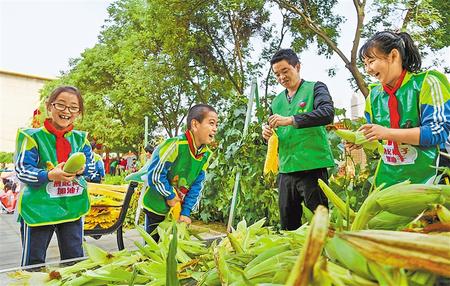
[143,104,217,240]
[262,49,335,230]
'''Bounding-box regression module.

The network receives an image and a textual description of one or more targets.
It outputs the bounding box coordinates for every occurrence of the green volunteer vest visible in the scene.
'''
[143,136,211,215]
[272,81,334,173]
[367,71,440,188]
[16,128,90,226]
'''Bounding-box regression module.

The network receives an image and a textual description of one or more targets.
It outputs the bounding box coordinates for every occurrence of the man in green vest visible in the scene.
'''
[262,49,335,230]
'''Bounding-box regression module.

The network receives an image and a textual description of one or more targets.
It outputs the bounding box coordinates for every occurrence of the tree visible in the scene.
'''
[273,0,449,97]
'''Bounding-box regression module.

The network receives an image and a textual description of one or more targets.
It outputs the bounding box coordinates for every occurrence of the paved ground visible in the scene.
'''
[0,213,142,271]
[0,212,226,274]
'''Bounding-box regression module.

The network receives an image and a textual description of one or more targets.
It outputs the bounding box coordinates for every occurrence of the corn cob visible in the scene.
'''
[367,211,414,230]
[351,182,450,230]
[334,129,383,152]
[436,204,450,223]
[326,260,378,286]
[318,179,356,221]
[325,236,373,280]
[63,152,86,173]
[264,132,279,175]
[286,205,329,286]
[46,161,55,171]
[338,230,450,277]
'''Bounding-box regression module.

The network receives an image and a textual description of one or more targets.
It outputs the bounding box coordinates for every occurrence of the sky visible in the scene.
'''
[1,0,447,114]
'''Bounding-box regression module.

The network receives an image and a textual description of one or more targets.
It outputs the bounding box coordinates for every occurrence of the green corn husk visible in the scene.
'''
[436,204,450,223]
[327,260,378,286]
[325,236,373,280]
[367,211,414,230]
[338,230,450,277]
[301,202,314,224]
[335,129,383,152]
[286,205,329,286]
[318,179,356,221]
[351,182,450,230]
[166,223,180,286]
[408,270,437,286]
[227,232,244,254]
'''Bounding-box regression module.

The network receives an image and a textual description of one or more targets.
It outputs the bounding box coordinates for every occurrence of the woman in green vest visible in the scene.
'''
[142,104,217,241]
[15,86,95,266]
[349,31,450,187]
[262,49,335,231]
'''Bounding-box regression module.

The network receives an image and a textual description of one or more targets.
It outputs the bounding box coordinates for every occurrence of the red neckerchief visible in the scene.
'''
[44,118,73,163]
[185,130,205,159]
[383,69,407,162]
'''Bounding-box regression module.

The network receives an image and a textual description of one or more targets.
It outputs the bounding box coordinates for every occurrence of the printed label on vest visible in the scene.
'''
[46,180,84,198]
[381,143,417,165]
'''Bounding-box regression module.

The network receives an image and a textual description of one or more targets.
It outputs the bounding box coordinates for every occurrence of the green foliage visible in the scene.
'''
[40,0,272,152]
[0,152,14,163]
[103,174,127,185]
[366,0,450,52]
[196,97,279,226]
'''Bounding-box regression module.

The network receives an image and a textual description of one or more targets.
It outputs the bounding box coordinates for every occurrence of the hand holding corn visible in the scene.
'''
[178,215,191,224]
[359,124,391,141]
[48,162,77,182]
[166,195,181,207]
[262,124,273,140]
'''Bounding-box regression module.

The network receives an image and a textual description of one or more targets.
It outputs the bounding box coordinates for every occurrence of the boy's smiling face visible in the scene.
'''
[191,111,218,147]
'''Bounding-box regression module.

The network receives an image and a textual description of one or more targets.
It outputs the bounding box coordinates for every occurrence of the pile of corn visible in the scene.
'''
[84,183,127,230]
[9,182,450,285]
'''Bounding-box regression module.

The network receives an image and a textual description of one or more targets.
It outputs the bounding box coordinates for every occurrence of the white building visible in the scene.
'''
[0,69,54,152]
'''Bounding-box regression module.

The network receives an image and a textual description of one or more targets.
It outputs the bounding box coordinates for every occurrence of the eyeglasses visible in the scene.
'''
[51,102,80,113]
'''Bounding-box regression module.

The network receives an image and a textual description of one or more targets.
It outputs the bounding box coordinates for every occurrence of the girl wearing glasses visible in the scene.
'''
[14,85,95,266]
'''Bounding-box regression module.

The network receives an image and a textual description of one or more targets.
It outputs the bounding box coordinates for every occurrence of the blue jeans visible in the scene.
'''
[20,218,84,266]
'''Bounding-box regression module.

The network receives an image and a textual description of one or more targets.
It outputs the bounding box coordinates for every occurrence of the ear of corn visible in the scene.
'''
[286,205,329,286]
[338,230,450,277]
[169,193,182,221]
[325,236,373,280]
[318,179,356,221]
[63,152,86,173]
[367,211,414,230]
[351,182,450,230]
[46,161,55,171]
[436,204,450,223]
[264,132,279,175]
[326,260,378,286]
[335,129,383,152]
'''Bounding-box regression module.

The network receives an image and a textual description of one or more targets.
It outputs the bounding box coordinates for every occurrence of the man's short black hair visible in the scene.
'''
[187,104,217,130]
[270,49,300,67]
[144,144,154,153]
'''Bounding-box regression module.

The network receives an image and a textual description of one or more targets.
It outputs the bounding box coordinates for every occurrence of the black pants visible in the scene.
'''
[143,209,165,242]
[20,218,84,266]
[278,168,329,230]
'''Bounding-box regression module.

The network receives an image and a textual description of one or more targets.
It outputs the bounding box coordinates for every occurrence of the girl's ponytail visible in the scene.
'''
[397,32,421,72]
[359,31,422,73]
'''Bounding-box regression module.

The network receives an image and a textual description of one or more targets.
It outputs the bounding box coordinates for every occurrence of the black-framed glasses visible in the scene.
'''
[51,102,80,113]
